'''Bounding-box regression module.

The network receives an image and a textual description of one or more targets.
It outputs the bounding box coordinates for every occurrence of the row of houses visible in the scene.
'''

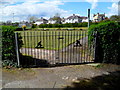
[1,13,105,26]
[34,13,106,25]
[34,14,88,25]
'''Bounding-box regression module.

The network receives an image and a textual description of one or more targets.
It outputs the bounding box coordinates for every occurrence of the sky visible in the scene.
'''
[0,0,119,22]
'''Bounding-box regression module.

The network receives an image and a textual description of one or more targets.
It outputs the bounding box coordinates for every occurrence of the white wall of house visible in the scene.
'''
[73,19,79,23]
[34,21,43,25]
[62,21,65,24]
[34,19,48,25]
[48,20,56,24]
[82,19,88,22]
[64,19,80,23]
[93,13,105,22]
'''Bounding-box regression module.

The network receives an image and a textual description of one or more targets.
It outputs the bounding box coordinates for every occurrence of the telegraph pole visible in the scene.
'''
[118,1,120,16]
[88,9,90,28]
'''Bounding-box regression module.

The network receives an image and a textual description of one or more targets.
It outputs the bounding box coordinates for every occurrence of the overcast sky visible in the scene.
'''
[0,0,119,22]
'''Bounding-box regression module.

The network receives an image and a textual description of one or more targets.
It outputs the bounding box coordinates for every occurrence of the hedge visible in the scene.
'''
[2,25,23,67]
[88,21,120,64]
[39,22,88,28]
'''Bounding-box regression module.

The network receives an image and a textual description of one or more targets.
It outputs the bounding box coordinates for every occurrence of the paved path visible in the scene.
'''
[2,64,120,88]
[61,36,88,52]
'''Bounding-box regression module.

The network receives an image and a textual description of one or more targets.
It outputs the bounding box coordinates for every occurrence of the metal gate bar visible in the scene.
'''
[18,30,94,67]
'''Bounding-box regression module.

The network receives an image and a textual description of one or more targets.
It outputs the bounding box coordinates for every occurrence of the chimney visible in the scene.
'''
[73,14,75,16]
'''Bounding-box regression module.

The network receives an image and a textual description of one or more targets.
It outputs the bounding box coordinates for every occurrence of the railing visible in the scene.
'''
[16,30,94,67]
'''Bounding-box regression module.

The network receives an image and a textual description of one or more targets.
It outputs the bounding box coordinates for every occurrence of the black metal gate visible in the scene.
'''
[17,30,94,67]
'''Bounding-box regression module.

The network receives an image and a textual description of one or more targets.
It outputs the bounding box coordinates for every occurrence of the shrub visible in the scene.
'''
[81,22,88,27]
[52,24,59,28]
[32,24,37,28]
[2,60,18,68]
[39,24,48,28]
[2,25,23,67]
[38,22,89,28]
[88,21,120,64]
[47,24,53,28]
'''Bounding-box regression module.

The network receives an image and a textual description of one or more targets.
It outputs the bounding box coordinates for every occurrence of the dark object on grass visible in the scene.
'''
[16,28,23,31]
[58,37,64,39]
[35,41,44,48]
[74,40,82,47]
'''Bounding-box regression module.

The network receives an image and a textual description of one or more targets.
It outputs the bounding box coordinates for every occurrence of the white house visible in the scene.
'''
[48,18,56,24]
[63,14,87,23]
[48,16,62,24]
[34,17,48,25]
[81,17,88,22]
[93,13,105,22]
[34,14,88,25]
[64,14,81,23]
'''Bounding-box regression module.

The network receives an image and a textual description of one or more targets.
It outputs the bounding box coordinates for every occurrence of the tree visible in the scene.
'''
[6,20,12,25]
[110,15,120,22]
[27,15,38,23]
[104,17,109,20]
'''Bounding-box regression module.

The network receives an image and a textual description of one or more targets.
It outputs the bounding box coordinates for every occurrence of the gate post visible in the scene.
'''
[94,31,97,62]
[15,32,20,67]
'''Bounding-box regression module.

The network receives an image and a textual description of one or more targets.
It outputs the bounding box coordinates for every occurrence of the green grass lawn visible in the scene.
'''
[17,30,87,50]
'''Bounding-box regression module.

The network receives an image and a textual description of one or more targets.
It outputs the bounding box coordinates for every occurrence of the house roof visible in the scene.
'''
[36,18,48,22]
[67,14,87,20]
[49,18,55,21]
[67,14,80,19]
[80,17,87,19]
[93,13,105,17]
[49,16,61,21]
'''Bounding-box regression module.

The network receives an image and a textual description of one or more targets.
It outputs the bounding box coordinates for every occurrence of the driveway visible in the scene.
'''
[2,64,120,88]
